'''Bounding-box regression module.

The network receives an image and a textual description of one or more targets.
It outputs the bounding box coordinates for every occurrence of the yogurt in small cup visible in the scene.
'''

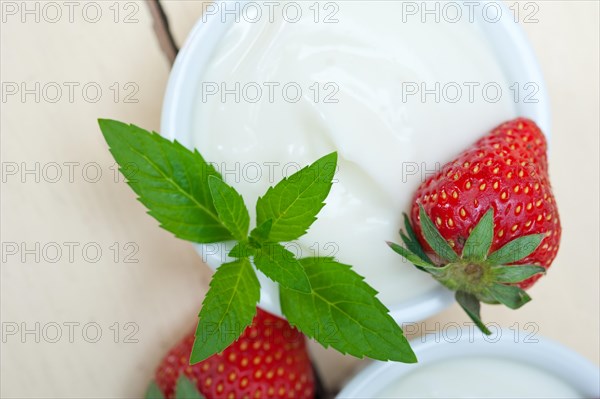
[337,329,600,398]
[161,0,550,322]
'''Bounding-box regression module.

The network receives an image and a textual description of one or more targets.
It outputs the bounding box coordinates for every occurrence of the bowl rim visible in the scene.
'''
[336,329,600,398]
[160,0,551,321]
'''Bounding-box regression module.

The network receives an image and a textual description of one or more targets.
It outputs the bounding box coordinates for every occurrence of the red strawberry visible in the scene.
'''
[388,118,561,333]
[153,308,315,399]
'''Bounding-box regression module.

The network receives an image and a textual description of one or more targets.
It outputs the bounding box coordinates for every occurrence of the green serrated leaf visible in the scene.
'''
[455,291,492,335]
[256,152,337,242]
[175,375,205,399]
[491,265,546,283]
[249,219,273,246]
[254,243,311,293]
[207,176,249,241]
[280,257,417,363]
[401,214,434,265]
[229,240,255,258]
[462,209,494,262]
[487,234,545,265]
[98,119,232,243]
[488,283,531,309]
[386,241,442,274]
[418,205,458,262]
[191,258,259,363]
[145,381,165,399]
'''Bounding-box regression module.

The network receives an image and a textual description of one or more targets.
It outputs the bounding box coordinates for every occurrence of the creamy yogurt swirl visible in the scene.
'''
[192,2,515,306]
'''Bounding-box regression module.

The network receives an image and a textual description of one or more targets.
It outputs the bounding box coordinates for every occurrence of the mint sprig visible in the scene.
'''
[99,119,416,364]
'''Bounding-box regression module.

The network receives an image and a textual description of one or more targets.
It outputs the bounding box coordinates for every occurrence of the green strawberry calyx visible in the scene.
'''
[145,375,205,399]
[387,205,546,335]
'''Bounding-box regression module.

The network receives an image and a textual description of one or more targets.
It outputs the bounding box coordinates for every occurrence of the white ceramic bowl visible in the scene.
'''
[337,330,600,398]
[161,0,551,321]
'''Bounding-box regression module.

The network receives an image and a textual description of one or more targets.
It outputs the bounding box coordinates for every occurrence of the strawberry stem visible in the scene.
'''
[388,207,547,334]
[455,291,492,335]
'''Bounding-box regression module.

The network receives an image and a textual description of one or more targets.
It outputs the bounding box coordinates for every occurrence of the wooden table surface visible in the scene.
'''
[1,1,598,397]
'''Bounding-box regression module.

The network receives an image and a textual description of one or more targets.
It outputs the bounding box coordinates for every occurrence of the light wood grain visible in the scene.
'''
[0,2,207,397]
[1,1,598,398]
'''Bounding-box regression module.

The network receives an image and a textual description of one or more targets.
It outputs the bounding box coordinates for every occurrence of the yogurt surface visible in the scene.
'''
[192,2,515,306]
[376,356,583,398]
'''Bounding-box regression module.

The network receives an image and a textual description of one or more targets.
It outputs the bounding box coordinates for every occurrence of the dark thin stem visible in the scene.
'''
[313,360,332,399]
[146,0,179,66]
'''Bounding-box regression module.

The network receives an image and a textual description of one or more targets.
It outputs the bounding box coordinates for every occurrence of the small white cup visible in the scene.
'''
[161,0,551,321]
[337,329,600,398]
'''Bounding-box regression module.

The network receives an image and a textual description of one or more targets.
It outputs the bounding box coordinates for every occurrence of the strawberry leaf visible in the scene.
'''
[394,206,543,335]
[280,257,417,363]
[208,176,249,241]
[175,375,205,399]
[488,283,531,309]
[254,243,311,293]
[462,208,494,262]
[401,213,434,265]
[386,241,445,274]
[145,381,165,399]
[191,258,259,363]
[256,152,337,242]
[487,234,545,264]
[455,291,491,335]
[98,119,232,243]
[491,265,546,283]
[418,205,459,262]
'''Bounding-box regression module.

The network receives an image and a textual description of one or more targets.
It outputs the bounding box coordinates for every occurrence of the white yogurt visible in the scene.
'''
[376,356,583,398]
[191,2,515,305]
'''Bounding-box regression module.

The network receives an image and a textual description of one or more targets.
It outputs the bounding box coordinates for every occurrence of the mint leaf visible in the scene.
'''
[191,258,259,363]
[249,219,273,246]
[256,152,337,242]
[208,176,249,241]
[98,119,231,243]
[229,240,255,258]
[254,243,311,293]
[174,375,204,399]
[487,234,545,264]
[280,257,416,363]
[145,381,165,399]
[462,209,494,262]
[418,205,458,262]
